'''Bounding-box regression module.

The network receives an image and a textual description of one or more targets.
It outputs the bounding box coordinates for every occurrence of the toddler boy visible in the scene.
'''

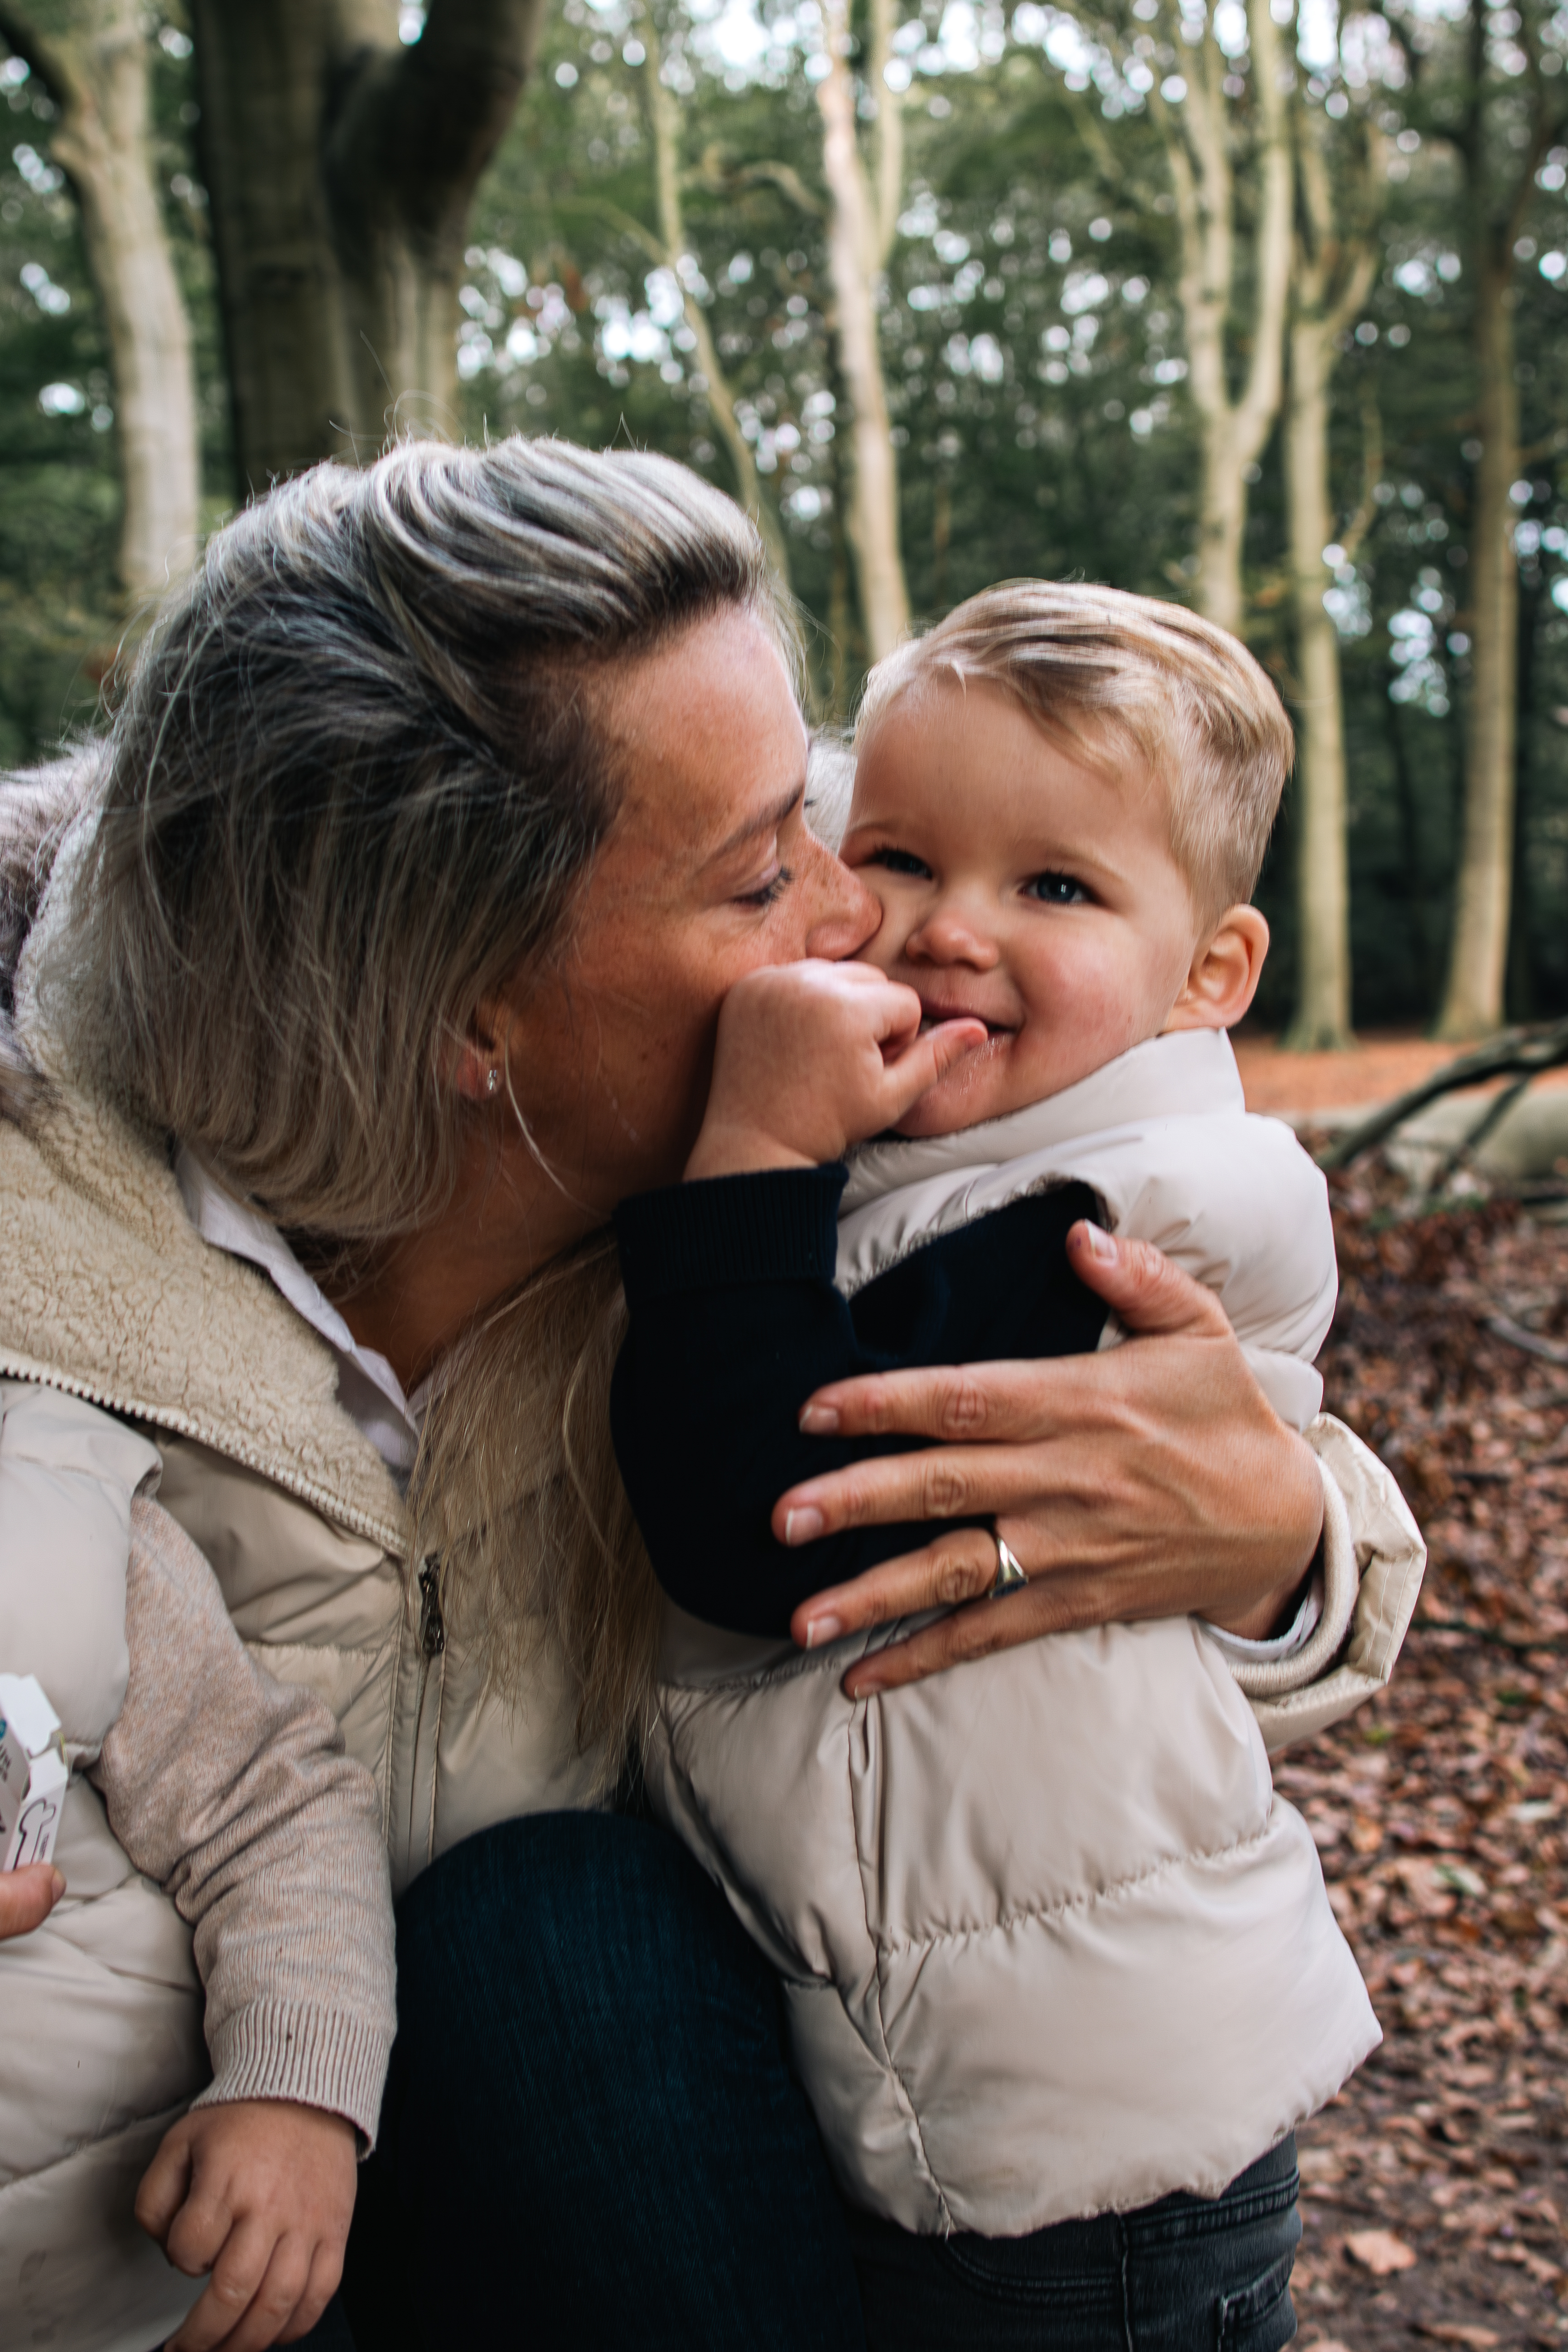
[610,584,1381,2268]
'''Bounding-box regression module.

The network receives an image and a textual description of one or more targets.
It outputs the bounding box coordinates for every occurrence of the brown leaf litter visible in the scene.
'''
[1283,1159,1568,2352]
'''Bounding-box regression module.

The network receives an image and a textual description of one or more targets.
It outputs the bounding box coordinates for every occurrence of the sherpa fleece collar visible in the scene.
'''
[0,1073,408,1555]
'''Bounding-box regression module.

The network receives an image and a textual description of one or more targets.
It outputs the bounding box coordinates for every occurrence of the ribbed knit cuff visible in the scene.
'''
[194,2000,394,2151]
[615,1164,849,1305]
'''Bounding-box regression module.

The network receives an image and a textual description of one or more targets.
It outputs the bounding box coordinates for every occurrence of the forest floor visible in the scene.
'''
[1274,1143,1568,2352]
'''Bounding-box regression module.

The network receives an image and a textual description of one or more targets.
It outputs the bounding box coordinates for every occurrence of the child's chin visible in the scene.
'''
[893,1087,979,1140]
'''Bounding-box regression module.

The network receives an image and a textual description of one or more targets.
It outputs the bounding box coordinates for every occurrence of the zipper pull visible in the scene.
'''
[418,1556,445,1659]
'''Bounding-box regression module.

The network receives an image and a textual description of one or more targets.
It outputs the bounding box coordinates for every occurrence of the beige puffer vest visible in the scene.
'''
[645,1040,1425,2240]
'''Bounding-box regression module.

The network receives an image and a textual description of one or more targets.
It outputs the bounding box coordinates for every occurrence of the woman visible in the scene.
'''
[0,438,1422,2350]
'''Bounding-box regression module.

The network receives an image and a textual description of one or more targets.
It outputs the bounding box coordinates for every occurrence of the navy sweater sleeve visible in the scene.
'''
[611,1165,1107,1638]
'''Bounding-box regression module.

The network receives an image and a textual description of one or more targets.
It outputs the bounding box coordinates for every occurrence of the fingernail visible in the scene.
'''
[1079,1219,1117,1263]
[49,1869,65,1899]
[849,1669,884,1696]
[803,1613,844,1648]
[799,1403,840,1434]
[784,1506,825,1545]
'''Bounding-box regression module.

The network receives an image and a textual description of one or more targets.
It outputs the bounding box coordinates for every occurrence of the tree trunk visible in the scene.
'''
[1154,0,1292,640]
[1505,569,1541,1019]
[637,8,789,583]
[188,0,543,492]
[1432,0,1567,1036]
[1280,99,1380,1052]
[1383,671,1436,1008]
[0,0,198,601]
[1282,314,1353,1048]
[817,0,908,661]
[868,0,902,265]
[1436,251,1519,1038]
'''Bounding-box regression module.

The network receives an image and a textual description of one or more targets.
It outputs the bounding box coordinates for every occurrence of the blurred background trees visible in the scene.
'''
[0,0,1565,1040]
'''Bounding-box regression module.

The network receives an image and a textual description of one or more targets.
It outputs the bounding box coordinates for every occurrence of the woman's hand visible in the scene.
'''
[0,1862,64,1939]
[782,1221,1325,1699]
[136,2100,357,2351]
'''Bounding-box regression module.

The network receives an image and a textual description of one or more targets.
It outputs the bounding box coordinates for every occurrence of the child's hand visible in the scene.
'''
[135,2099,357,2351]
[0,1862,64,1939]
[685,958,986,1179]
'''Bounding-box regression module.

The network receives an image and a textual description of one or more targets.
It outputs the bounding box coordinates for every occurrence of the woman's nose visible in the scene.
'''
[801,837,881,962]
[905,908,1000,970]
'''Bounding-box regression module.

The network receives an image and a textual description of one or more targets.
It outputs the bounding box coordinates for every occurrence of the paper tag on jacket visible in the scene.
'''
[0,1671,68,1869]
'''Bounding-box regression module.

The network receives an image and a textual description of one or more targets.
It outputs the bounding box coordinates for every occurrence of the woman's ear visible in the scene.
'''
[1164,904,1270,1034]
[443,998,510,1103]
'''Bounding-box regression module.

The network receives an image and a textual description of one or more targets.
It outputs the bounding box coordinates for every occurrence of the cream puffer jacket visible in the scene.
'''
[645,1036,1426,2240]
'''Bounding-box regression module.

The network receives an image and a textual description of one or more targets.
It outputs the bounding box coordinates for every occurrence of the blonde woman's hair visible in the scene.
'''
[19,436,795,1787]
[856,581,1293,923]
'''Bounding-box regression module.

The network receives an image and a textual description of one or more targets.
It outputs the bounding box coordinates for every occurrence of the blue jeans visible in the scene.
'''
[844,2138,1302,2352]
[335,1811,866,2350]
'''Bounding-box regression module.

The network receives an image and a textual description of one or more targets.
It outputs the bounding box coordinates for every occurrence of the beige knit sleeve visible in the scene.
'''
[89,1495,396,2145]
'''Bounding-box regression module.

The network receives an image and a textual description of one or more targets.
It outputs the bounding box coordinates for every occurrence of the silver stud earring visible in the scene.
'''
[485,1067,502,1097]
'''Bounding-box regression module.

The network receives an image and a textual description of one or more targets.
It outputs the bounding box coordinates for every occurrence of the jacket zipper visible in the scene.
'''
[403,1553,445,1877]
[418,1556,445,1657]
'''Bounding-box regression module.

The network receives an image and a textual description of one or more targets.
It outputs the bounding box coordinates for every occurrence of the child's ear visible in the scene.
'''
[1164,905,1270,1034]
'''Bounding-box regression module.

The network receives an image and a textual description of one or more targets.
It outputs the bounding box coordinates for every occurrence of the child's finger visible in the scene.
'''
[133,2118,198,2248]
[164,2159,244,2279]
[276,2242,348,2344]
[878,1017,987,1113]
[165,2217,294,2352]
[0,1862,64,1941]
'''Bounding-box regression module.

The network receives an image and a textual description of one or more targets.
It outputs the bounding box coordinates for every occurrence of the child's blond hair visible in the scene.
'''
[855,581,1293,926]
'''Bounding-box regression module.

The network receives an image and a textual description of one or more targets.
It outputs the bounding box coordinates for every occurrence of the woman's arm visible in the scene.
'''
[782,1222,1333,1695]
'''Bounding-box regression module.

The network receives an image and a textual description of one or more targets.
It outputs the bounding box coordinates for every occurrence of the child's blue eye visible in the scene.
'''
[1024,872,1090,906]
[867,847,932,879]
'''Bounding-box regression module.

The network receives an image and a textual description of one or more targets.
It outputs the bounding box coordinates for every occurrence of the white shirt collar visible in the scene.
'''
[174,1149,424,1480]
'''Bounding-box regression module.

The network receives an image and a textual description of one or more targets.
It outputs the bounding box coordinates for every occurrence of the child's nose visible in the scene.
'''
[905,908,1000,969]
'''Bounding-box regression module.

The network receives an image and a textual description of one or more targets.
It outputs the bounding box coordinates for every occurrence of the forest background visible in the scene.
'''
[0,0,1565,1047]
